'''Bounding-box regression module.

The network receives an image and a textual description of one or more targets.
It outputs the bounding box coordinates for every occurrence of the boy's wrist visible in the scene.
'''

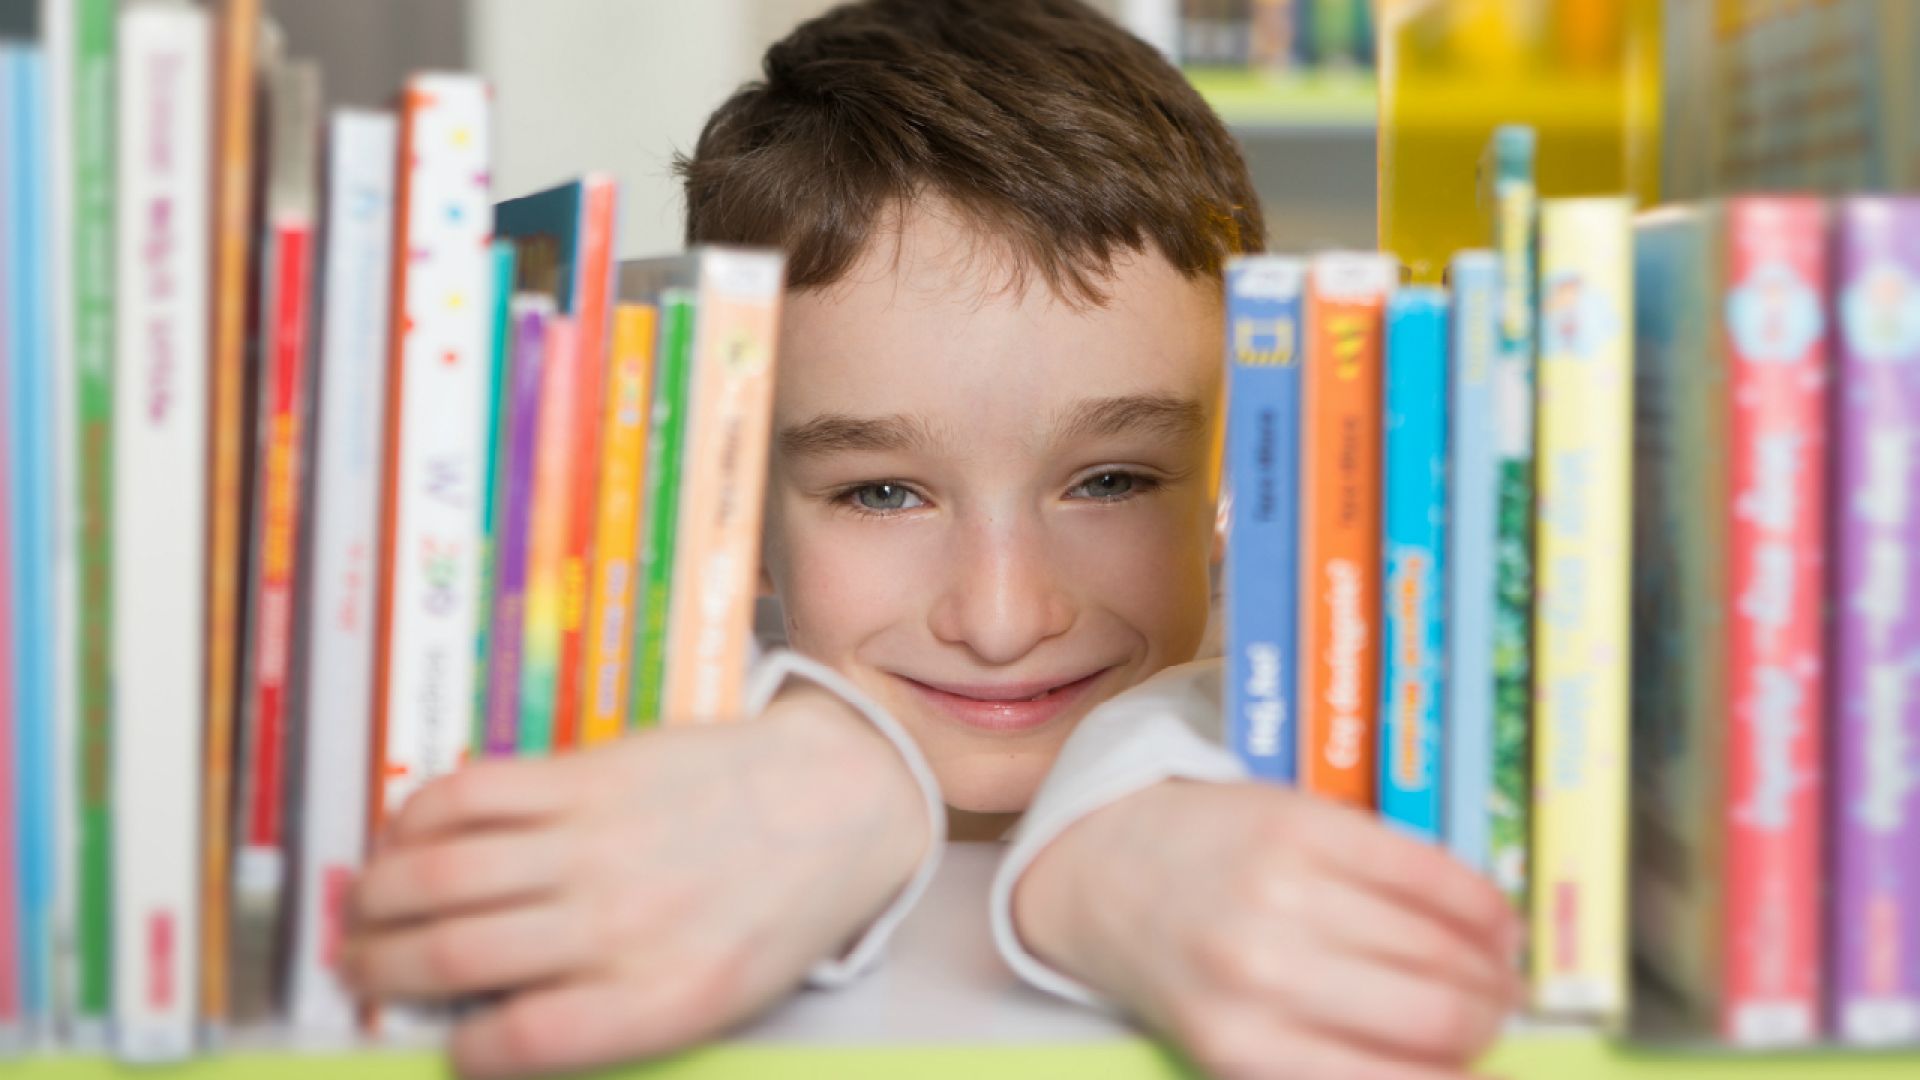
[760,681,932,878]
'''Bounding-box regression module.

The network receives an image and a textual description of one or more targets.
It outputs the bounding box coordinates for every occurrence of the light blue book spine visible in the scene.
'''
[1379,286,1448,839]
[1224,257,1305,783]
[1445,253,1499,867]
[5,44,57,1026]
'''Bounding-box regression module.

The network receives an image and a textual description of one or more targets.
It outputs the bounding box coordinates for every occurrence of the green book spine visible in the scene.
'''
[73,0,115,1028]
[628,292,696,728]
[471,241,516,755]
[1489,125,1536,916]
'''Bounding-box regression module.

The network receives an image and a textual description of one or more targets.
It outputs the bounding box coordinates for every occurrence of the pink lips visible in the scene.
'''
[900,670,1109,734]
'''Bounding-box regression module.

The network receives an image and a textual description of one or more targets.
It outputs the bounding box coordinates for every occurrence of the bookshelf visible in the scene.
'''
[1184,67,1377,136]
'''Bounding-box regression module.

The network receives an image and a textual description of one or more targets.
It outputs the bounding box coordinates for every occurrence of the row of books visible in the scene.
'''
[1176,0,1374,72]
[1223,124,1920,1047]
[0,0,781,1062]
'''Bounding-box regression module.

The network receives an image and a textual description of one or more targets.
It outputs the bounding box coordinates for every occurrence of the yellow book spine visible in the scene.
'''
[1530,197,1634,1020]
[579,305,657,745]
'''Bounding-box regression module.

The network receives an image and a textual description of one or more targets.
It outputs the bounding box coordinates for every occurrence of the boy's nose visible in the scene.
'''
[927,514,1074,666]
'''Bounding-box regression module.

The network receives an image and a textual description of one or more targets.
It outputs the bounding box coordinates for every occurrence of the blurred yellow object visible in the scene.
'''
[1377,0,1661,282]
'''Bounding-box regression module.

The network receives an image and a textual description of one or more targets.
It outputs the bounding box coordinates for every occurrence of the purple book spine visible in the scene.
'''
[1832,197,1920,1044]
[482,300,550,758]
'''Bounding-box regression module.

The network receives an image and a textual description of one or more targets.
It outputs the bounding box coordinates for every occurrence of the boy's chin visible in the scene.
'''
[930,753,1056,818]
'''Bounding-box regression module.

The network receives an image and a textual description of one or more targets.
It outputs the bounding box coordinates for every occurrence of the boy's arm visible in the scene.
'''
[988,657,1244,1006]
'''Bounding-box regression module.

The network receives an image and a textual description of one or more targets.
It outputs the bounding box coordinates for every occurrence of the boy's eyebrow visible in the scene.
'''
[1055,394,1208,444]
[777,412,938,459]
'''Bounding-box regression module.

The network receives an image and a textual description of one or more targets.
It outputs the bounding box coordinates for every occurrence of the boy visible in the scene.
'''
[344,2,1520,1077]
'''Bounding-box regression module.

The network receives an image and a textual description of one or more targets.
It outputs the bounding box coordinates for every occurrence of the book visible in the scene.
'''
[230,55,321,1026]
[520,315,581,755]
[200,0,262,1028]
[287,108,396,1041]
[1223,256,1306,783]
[481,297,551,758]
[61,0,115,1037]
[1379,285,1448,841]
[625,286,696,727]
[1298,252,1394,808]
[1489,124,1537,912]
[368,71,493,840]
[470,241,517,755]
[4,34,59,1035]
[579,304,657,746]
[1629,199,1829,1047]
[1444,251,1499,870]
[0,30,17,1045]
[111,2,211,1059]
[1829,198,1920,1046]
[493,176,618,750]
[656,251,785,722]
[1531,196,1633,1022]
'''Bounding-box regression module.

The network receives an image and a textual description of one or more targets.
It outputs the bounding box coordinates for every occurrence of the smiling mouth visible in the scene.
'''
[896,669,1112,734]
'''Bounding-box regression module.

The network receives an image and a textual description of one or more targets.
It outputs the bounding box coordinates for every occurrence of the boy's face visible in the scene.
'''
[763,203,1222,814]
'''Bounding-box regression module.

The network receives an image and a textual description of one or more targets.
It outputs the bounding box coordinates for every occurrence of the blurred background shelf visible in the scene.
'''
[1183,67,1378,136]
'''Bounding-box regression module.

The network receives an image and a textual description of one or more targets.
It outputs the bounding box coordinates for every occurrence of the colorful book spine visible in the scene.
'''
[627,285,696,727]
[471,241,517,755]
[482,298,551,759]
[0,35,17,1044]
[1379,286,1448,840]
[1720,197,1829,1046]
[230,57,320,1026]
[519,316,580,755]
[368,72,492,835]
[5,37,58,1033]
[1832,196,1920,1046]
[65,0,115,1035]
[1299,252,1393,808]
[659,251,786,722]
[1530,196,1632,1021]
[1223,256,1305,783]
[287,109,395,1041]
[555,182,615,749]
[1489,124,1537,912]
[1444,251,1499,870]
[111,2,210,1058]
[579,304,657,746]
[200,0,261,1027]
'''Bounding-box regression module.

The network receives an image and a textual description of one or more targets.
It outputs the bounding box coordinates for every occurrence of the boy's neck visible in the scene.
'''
[947,807,1020,843]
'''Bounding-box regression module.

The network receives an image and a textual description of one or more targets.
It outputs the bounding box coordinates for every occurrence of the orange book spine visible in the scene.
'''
[201,0,260,1026]
[1298,254,1394,808]
[579,305,657,745]
[549,183,616,748]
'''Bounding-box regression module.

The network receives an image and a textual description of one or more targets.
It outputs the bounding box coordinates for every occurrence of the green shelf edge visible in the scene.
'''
[16,1034,1920,1079]
[1183,68,1378,129]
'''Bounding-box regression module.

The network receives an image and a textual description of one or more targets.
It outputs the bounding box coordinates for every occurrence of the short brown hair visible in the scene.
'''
[678,0,1265,304]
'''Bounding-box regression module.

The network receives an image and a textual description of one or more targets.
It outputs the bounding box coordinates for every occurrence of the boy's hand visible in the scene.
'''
[1013,780,1521,1080]
[342,685,929,1080]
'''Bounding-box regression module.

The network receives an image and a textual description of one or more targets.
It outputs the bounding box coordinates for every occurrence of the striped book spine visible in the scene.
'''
[1379,285,1448,841]
[1531,196,1633,1021]
[111,3,211,1058]
[1298,252,1394,808]
[1223,256,1305,783]
[470,241,517,755]
[520,316,580,755]
[482,299,550,758]
[580,305,657,746]
[1445,252,1499,870]
[287,109,395,1041]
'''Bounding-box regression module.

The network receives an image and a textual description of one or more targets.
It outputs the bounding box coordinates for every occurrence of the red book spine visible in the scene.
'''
[550,182,616,748]
[1721,197,1829,1043]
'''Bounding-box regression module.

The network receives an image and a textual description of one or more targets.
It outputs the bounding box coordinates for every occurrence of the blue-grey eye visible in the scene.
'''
[1073,472,1136,499]
[853,483,919,511]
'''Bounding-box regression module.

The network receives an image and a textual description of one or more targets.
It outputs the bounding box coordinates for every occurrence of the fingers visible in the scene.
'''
[1298,876,1520,1007]
[344,897,599,1001]
[1175,1003,1485,1080]
[353,829,573,928]
[384,757,581,849]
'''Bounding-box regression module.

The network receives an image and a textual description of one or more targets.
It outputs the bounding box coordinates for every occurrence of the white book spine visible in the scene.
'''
[289,109,396,1041]
[110,3,210,1062]
[378,74,489,822]
[44,0,84,1042]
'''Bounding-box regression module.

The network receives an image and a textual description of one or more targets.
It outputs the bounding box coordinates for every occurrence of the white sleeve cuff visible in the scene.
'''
[740,649,947,989]
[988,659,1244,1009]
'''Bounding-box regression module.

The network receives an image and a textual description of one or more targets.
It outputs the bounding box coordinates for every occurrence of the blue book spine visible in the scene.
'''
[1444,253,1499,867]
[1224,257,1306,783]
[5,44,56,1024]
[1379,285,1448,839]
